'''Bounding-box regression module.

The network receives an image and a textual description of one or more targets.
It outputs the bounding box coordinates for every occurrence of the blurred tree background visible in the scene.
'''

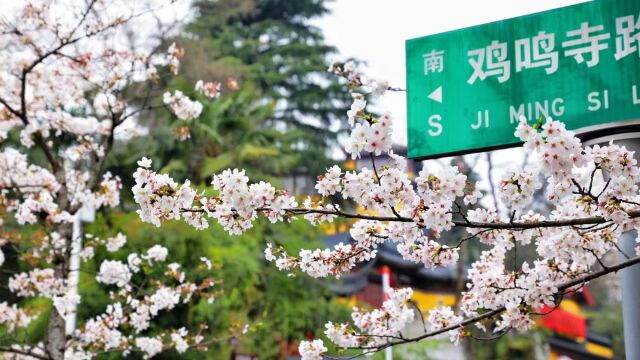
[77,213,350,359]
[109,0,352,192]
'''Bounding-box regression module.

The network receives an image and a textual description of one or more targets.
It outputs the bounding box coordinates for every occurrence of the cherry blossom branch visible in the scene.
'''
[0,346,49,360]
[180,206,640,230]
[610,240,631,259]
[350,255,640,352]
[66,0,99,41]
[369,153,402,219]
[453,229,494,248]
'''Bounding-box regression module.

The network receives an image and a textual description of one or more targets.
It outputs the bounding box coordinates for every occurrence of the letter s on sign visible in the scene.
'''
[428,114,443,136]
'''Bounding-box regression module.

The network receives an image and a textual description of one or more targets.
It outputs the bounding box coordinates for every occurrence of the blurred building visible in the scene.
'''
[540,288,613,360]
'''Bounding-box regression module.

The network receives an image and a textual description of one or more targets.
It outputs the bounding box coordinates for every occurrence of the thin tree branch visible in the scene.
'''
[0,347,50,360]
[180,207,640,230]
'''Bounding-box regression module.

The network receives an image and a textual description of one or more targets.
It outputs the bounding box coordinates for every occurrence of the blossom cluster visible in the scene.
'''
[0,302,34,334]
[328,60,389,96]
[134,159,299,234]
[0,2,187,152]
[4,230,217,358]
[344,105,394,158]
[498,169,541,210]
[427,306,464,344]
[514,117,588,177]
[195,80,222,99]
[0,148,122,225]
[133,157,203,228]
[163,90,203,121]
[300,288,414,359]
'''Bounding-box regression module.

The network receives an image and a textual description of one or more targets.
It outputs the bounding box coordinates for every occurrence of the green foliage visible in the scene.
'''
[186,0,351,176]
[108,0,352,202]
[81,212,350,359]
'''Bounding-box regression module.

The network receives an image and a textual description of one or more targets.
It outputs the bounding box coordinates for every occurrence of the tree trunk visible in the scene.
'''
[45,261,67,360]
[46,170,72,360]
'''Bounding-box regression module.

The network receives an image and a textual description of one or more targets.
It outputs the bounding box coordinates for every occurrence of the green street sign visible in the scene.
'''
[406,0,640,160]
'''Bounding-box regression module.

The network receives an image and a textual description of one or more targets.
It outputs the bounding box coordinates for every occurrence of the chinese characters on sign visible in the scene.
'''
[465,17,636,85]
[468,40,510,84]
[406,0,640,159]
[423,50,444,75]
[615,14,640,59]
[562,22,610,67]
[515,31,558,75]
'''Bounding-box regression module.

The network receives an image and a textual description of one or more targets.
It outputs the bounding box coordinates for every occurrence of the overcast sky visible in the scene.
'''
[315,0,588,208]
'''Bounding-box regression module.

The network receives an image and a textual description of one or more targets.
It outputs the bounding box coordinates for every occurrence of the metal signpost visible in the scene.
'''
[585,133,640,359]
[406,0,640,160]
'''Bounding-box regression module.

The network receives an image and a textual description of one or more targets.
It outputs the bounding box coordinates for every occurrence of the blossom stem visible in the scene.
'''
[181,207,640,229]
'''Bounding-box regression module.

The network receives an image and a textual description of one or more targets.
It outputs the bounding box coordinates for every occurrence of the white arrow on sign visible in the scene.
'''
[428,86,442,103]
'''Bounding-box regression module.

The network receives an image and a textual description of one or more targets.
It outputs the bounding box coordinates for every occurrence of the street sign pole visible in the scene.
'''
[620,228,640,359]
[609,136,640,359]
[381,266,393,360]
[585,133,640,358]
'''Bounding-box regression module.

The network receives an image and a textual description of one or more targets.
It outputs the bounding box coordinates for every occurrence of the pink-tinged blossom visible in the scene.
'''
[9,268,65,298]
[322,288,414,350]
[149,287,180,316]
[138,157,153,168]
[171,328,189,353]
[515,117,587,177]
[346,93,366,126]
[264,243,276,262]
[96,260,132,288]
[0,302,34,333]
[498,169,541,210]
[397,237,459,268]
[315,165,342,196]
[195,80,221,98]
[105,233,127,252]
[299,339,327,360]
[53,293,81,320]
[166,43,184,75]
[344,112,393,159]
[145,245,169,264]
[135,337,163,359]
[163,91,203,121]
[428,306,464,343]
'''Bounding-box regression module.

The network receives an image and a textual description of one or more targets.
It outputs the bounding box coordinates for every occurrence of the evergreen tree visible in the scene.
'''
[108,0,352,194]
[184,0,351,179]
